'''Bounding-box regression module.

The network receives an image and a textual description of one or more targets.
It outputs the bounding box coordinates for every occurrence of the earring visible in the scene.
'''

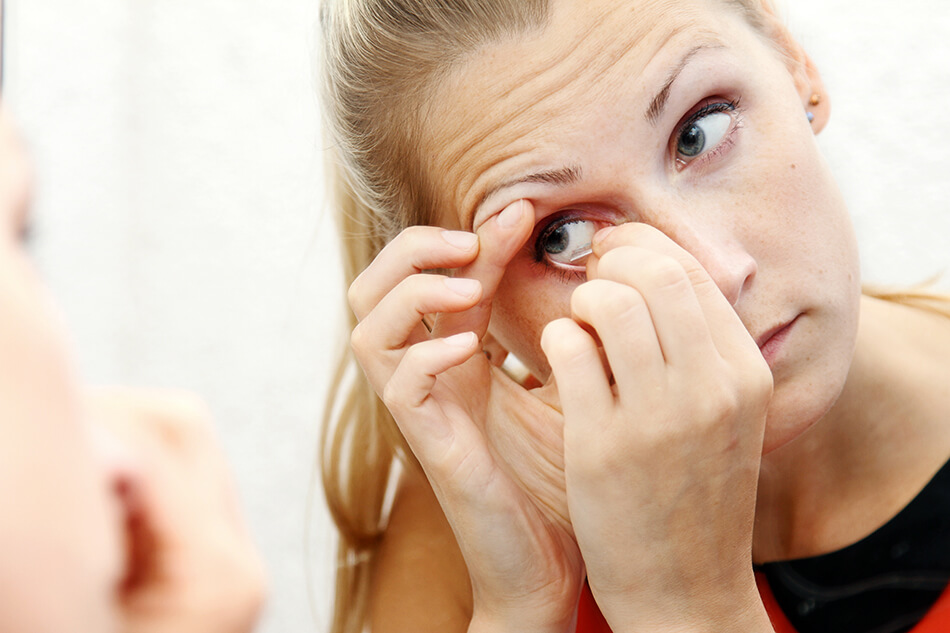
[806,92,820,123]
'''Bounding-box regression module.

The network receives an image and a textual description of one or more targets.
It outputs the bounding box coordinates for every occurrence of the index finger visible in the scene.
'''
[348,225,480,320]
[431,199,535,339]
[589,223,758,359]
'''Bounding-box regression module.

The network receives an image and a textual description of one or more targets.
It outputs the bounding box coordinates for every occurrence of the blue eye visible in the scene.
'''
[535,218,597,266]
[676,103,734,160]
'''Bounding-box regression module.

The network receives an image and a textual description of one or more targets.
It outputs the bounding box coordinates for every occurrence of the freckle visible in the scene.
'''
[790,164,797,170]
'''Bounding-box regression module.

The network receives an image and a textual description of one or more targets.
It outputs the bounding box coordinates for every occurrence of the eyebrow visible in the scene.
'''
[470,164,583,228]
[645,43,724,125]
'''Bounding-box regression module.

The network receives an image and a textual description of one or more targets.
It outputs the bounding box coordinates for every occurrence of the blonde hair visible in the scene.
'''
[316,2,948,633]
[318,3,549,632]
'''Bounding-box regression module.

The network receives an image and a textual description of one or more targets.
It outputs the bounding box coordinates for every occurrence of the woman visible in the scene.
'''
[319,1,950,632]
[0,104,265,633]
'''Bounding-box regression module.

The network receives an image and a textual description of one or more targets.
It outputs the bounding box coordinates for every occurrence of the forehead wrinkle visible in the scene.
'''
[442,28,688,224]
[438,0,707,167]
[437,7,625,171]
[431,2,722,228]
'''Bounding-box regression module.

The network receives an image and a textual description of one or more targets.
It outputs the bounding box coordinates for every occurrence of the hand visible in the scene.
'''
[348,200,583,633]
[87,388,266,633]
[541,223,774,632]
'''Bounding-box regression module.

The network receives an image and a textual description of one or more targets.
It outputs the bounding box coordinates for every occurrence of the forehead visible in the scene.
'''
[423,0,747,229]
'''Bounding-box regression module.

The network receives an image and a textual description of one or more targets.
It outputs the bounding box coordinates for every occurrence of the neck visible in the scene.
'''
[752,294,950,563]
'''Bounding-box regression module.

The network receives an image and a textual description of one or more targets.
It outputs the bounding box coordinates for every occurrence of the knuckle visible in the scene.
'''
[396,226,438,262]
[381,379,403,411]
[696,380,741,428]
[549,332,594,367]
[346,275,366,314]
[400,224,431,243]
[594,246,635,280]
[349,322,366,351]
[397,272,436,299]
[399,340,426,371]
[571,279,614,313]
[599,287,646,324]
[643,256,690,291]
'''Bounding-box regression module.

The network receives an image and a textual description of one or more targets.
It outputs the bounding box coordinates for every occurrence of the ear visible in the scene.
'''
[753,0,831,133]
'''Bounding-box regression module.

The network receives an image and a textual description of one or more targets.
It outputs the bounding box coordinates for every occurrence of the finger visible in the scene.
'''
[348,225,480,320]
[353,274,482,377]
[591,223,755,359]
[570,280,665,395]
[593,246,719,369]
[383,335,518,522]
[383,332,480,415]
[540,318,613,424]
[431,199,534,339]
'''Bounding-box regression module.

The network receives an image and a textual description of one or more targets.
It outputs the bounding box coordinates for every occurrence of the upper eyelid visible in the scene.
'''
[677,99,737,130]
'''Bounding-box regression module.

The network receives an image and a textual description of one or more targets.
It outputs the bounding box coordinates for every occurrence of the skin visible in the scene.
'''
[0,104,265,633]
[350,0,950,631]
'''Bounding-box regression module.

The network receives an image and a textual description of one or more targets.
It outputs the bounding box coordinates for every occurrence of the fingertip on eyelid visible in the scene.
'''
[496,199,527,228]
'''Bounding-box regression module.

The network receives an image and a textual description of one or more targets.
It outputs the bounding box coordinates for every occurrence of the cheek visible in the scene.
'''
[488,260,577,380]
[738,111,858,281]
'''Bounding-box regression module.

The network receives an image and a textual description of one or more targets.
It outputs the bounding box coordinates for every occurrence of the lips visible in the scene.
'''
[756,314,800,352]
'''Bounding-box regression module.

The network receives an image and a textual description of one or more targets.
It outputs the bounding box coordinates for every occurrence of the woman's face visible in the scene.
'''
[425,0,861,451]
[0,107,122,632]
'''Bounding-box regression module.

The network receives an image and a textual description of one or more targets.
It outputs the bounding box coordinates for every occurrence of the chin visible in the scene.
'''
[760,360,850,455]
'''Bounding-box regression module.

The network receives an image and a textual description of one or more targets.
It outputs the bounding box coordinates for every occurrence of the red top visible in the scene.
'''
[575,575,950,633]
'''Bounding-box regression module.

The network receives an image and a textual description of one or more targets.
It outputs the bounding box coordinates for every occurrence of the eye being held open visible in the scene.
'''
[535,217,600,268]
[674,99,740,169]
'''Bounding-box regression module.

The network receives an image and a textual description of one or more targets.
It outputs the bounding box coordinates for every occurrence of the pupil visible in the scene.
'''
[544,224,570,254]
[679,125,705,157]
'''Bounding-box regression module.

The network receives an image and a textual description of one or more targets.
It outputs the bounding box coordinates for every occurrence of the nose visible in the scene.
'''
[671,223,757,307]
[692,238,756,306]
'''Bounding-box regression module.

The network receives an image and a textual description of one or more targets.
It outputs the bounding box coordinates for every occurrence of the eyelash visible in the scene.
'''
[673,97,743,170]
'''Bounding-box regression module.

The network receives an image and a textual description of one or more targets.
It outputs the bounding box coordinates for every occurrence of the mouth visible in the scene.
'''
[756,314,801,360]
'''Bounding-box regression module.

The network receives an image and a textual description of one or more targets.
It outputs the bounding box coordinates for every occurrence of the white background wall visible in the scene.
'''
[2,1,948,632]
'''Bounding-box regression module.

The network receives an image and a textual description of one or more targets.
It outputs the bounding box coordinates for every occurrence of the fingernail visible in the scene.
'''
[496,199,525,228]
[444,277,480,297]
[593,225,616,244]
[442,230,478,250]
[444,331,477,348]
